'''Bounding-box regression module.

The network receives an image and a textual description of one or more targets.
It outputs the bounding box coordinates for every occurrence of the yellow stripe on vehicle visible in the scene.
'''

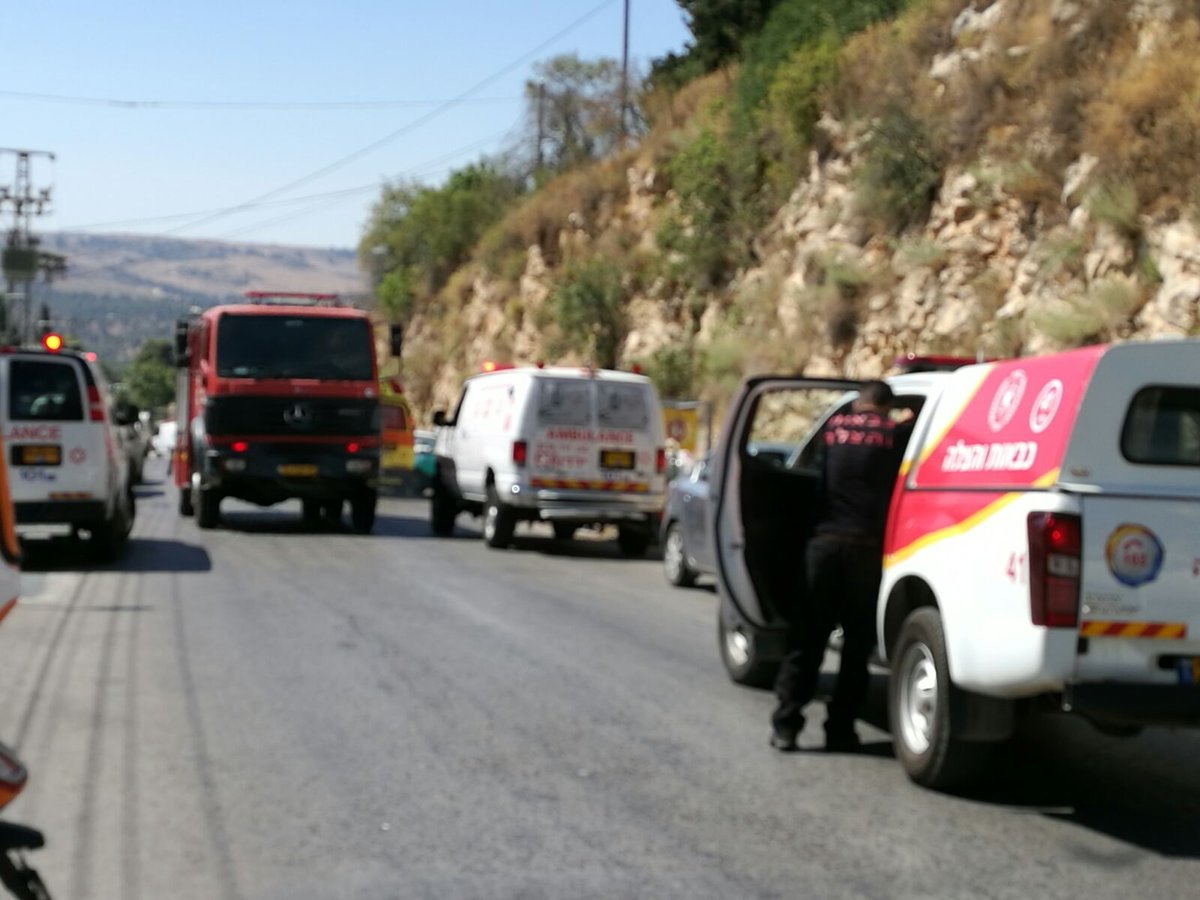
[884,469,1060,569]
[1080,620,1188,639]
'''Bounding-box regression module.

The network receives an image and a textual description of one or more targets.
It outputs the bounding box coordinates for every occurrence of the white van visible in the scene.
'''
[431,365,667,553]
[712,340,1200,789]
[1,347,134,560]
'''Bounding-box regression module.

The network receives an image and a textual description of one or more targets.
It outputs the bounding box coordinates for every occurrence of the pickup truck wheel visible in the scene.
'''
[663,522,697,587]
[717,614,777,688]
[350,492,376,534]
[195,485,220,530]
[616,524,651,557]
[482,488,514,549]
[890,607,987,791]
[430,482,457,536]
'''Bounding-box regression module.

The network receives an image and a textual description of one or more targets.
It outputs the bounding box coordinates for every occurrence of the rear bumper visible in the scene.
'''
[509,485,664,524]
[1064,682,1200,727]
[16,500,108,527]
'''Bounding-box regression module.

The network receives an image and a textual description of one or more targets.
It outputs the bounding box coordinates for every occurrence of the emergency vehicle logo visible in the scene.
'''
[987,370,1027,433]
[1029,379,1063,434]
[1105,524,1164,587]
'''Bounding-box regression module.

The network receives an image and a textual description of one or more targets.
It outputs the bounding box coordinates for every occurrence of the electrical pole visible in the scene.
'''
[620,0,631,147]
[0,148,66,345]
[536,81,546,175]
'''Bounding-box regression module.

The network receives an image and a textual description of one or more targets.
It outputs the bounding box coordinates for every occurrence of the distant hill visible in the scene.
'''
[28,232,369,367]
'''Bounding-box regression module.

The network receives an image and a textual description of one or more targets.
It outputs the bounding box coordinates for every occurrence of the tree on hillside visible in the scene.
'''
[525,54,630,177]
[652,0,782,86]
[358,161,523,314]
[124,338,175,412]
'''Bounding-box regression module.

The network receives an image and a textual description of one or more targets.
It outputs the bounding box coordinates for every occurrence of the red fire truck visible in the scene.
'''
[172,292,381,533]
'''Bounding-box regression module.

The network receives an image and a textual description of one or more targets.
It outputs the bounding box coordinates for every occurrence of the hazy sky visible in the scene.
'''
[0,1,691,250]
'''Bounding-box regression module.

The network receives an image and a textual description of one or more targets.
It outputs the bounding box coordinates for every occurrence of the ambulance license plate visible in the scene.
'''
[13,445,61,466]
[278,463,318,477]
[1177,657,1200,686]
[600,449,635,470]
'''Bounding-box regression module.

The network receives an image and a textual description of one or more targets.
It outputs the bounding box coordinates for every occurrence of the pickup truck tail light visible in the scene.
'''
[1028,512,1082,628]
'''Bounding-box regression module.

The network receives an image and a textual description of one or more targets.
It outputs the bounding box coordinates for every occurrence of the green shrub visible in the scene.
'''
[641,345,695,400]
[856,105,942,232]
[548,259,627,368]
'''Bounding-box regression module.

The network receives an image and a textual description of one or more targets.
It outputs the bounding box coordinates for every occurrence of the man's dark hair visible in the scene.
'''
[858,380,894,408]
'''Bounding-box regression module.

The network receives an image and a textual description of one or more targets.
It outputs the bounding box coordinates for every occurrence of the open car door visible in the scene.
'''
[711,376,864,685]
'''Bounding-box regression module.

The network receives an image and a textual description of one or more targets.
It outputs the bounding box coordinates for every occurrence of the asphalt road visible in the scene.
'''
[1,458,1199,900]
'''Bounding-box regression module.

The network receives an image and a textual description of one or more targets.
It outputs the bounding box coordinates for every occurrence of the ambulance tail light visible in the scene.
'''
[512,440,528,468]
[655,448,667,474]
[86,386,106,423]
[1027,512,1082,628]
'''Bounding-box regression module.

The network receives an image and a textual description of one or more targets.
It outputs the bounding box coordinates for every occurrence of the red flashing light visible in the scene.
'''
[630,364,642,375]
[41,332,64,353]
[231,441,249,453]
[512,440,528,467]
[481,361,514,373]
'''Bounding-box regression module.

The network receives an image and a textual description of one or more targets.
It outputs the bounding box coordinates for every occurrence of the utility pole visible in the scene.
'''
[0,148,66,345]
[536,81,546,175]
[620,0,631,147]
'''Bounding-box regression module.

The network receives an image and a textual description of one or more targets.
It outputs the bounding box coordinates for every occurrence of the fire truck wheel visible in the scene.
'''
[350,492,376,534]
[889,607,987,791]
[482,487,514,549]
[196,487,221,530]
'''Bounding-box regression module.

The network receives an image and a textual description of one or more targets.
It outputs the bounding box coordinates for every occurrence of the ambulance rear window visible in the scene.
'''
[597,382,650,430]
[536,379,592,427]
[1121,386,1200,466]
[8,359,84,422]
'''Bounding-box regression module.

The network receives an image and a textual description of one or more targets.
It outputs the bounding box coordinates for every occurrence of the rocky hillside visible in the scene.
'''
[386,0,1200,425]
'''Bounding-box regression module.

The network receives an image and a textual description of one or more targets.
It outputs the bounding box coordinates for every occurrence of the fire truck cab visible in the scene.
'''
[173,293,381,533]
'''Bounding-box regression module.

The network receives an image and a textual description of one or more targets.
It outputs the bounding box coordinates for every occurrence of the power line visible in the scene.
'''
[61,127,515,237]
[0,90,520,110]
[165,0,618,237]
[213,129,517,241]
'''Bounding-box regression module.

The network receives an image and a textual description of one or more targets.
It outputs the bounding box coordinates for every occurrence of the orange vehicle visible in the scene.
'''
[172,292,381,532]
[378,377,417,493]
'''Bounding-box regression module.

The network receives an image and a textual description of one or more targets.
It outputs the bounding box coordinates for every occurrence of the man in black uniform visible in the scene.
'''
[770,381,911,752]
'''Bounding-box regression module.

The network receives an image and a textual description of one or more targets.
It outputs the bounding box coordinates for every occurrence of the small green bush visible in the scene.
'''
[856,105,942,232]
[548,259,627,368]
[641,345,695,400]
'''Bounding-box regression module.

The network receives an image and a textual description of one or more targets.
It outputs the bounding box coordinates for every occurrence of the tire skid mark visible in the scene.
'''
[69,568,129,899]
[170,567,243,900]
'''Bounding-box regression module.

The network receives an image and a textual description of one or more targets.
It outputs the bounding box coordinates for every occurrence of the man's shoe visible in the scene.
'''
[823,731,862,753]
[769,729,799,752]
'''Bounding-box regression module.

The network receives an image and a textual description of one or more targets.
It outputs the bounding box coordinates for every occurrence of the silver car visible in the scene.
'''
[660,453,715,587]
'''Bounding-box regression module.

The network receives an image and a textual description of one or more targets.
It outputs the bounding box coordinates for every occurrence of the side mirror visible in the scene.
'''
[173,319,190,368]
[432,410,448,428]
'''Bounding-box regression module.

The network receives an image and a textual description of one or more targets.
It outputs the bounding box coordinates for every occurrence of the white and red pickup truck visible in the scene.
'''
[712,339,1200,789]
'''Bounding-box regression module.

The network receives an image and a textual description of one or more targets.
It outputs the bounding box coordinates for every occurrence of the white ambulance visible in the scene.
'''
[712,339,1200,789]
[431,365,667,554]
[1,345,135,561]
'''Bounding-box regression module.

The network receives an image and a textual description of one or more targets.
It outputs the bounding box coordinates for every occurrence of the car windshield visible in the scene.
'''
[216,315,373,380]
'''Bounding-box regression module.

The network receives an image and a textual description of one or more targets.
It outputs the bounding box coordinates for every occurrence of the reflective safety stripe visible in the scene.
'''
[530,477,649,493]
[1080,620,1188,639]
